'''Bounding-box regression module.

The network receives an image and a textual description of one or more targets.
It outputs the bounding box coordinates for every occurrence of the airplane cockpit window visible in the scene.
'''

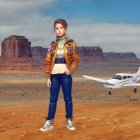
[112,75,116,79]
[113,75,118,79]
[113,75,122,80]
[118,76,122,80]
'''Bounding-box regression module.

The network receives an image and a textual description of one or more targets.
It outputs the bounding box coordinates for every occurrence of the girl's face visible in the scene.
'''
[55,23,67,37]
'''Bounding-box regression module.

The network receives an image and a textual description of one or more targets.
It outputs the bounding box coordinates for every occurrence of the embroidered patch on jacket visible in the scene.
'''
[67,46,72,55]
[47,45,52,52]
[48,41,55,54]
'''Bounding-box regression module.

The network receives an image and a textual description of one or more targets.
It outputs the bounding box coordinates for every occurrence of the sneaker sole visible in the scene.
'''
[66,125,75,131]
[40,126,54,132]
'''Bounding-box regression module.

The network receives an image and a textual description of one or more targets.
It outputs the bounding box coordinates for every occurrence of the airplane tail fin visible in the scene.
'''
[135,66,140,76]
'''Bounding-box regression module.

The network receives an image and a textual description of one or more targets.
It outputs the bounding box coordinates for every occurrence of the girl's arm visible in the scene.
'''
[44,45,52,79]
[69,41,80,74]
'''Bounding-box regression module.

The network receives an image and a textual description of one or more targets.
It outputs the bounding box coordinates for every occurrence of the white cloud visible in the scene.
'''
[0,0,55,25]
[0,0,140,58]
[0,0,56,55]
[68,21,140,57]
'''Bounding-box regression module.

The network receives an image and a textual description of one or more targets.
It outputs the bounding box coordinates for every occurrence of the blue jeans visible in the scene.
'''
[46,73,73,120]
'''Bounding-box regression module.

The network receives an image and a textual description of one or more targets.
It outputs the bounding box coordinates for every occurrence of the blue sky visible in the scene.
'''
[0,0,140,57]
[42,0,140,24]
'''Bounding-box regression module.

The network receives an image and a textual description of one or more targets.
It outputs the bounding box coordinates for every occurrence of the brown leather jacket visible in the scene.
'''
[45,35,80,78]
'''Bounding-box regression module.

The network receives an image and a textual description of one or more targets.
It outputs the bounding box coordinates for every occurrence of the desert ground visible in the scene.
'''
[0,63,140,140]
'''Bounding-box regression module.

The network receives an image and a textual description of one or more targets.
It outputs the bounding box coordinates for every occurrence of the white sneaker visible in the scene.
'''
[40,120,54,132]
[66,119,75,131]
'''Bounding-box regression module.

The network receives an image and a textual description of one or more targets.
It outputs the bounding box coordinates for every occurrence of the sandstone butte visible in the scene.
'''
[0,35,139,71]
[0,35,41,70]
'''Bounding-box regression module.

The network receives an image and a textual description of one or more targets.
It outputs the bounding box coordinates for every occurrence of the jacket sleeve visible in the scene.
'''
[69,41,80,73]
[44,46,52,79]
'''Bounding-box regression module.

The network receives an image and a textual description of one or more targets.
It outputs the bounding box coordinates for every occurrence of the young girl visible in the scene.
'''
[40,19,80,132]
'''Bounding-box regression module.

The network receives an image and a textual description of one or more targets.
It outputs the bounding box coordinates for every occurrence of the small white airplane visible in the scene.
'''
[83,67,140,95]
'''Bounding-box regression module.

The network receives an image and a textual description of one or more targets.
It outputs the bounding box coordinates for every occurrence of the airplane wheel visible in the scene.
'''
[109,91,112,95]
[134,88,137,93]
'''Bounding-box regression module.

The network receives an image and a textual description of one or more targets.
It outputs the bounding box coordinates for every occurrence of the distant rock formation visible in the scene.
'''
[0,57,42,70]
[104,52,139,62]
[1,35,32,57]
[31,46,109,63]
[79,46,103,56]
[31,46,140,63]
[0,35,41,70]
[0,35,140,71]
[31,46,47,64]
[78,46,108,63]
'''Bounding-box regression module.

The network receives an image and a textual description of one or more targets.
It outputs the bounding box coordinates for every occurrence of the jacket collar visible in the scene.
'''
[55,34,70,45]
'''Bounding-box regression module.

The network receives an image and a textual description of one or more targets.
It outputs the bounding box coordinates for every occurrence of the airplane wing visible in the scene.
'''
[83,75,106,84]
[122,83,140,87]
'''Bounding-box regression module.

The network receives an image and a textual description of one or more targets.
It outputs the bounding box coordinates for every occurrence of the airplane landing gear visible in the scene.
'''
[134,88,137,93]
[108,89,112,95]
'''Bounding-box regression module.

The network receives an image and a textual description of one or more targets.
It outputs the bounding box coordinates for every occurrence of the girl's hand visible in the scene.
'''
[47,79,52,87]
[65,69,71,75]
